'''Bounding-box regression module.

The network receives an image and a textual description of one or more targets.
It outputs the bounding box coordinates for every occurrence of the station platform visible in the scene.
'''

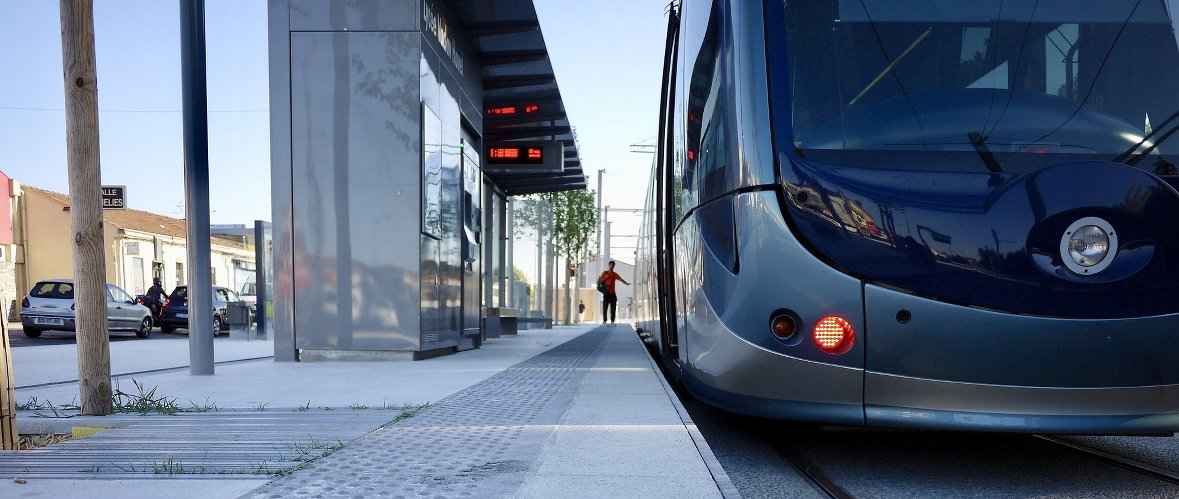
[1,325,737,499]
[244,325,734,498]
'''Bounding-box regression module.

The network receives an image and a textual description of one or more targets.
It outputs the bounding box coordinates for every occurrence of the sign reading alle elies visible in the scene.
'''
[101,185,126,209]
[422,0,464,76]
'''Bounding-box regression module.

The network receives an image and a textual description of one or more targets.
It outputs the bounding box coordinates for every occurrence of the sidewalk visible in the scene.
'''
[0,325,735,498]
[12,334,273,388]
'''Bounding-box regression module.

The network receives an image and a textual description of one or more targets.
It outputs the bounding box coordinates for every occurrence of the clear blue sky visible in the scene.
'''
[0,0,665,259]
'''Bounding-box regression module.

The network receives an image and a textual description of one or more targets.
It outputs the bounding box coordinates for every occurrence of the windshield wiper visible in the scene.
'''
[1114,108,1179,165]
[969,132,1004,174]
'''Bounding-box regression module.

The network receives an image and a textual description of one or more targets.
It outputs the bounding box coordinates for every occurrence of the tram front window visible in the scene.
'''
[782,0,1179,162]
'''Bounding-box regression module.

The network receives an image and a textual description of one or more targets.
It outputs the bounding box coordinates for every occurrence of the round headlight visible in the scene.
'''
[1060,217,1118,275]
[1067,225,1109,267]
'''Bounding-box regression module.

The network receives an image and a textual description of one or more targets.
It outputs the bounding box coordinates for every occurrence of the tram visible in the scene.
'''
[635,0,1179,433]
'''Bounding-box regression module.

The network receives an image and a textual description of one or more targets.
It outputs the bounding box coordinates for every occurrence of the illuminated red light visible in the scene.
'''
[812,316,854,354]
[527,148,543,159]
[687,149,696,161]
[524,104,540,113]
[490,147,520,159]
[487,106,518,116]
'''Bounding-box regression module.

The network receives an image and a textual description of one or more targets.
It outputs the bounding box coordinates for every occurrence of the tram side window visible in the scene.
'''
[684,0,728,207]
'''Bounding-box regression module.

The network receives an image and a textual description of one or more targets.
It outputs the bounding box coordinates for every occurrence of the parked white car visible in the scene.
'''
[20,279,155,339]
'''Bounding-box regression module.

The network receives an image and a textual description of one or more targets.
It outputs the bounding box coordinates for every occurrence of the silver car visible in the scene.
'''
[20,279,154,339]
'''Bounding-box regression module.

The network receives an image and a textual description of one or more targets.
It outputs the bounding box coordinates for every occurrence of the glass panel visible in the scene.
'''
[782,0,1179,157]
[422,105,443,237]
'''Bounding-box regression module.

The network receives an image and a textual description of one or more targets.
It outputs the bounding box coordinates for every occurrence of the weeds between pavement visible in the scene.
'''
[17,433,71,450]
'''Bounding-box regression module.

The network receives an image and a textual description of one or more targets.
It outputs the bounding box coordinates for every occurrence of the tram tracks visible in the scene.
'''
[1035,435,1179,487]
[771,439,857,499]
[764,431,1179,499]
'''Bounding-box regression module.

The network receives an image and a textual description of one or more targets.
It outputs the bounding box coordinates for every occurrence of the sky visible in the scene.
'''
[0,0,667,278]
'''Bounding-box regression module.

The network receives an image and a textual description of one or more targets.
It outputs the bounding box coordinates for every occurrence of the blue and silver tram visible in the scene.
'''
[635,0,1179,433]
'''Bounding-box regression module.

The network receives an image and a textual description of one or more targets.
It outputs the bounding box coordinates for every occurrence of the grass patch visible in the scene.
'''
[186,398,219,413]
[113,379,179,415]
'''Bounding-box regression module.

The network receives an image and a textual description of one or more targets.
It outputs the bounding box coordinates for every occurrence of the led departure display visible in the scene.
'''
[488,146,545,165]
[485,103,541,117]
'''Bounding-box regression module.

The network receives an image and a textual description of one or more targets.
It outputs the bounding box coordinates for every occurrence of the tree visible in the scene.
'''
[60,0,112,415]
[540,190,598,324]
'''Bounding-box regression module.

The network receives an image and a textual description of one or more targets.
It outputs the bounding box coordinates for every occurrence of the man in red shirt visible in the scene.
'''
[597,261,629,325]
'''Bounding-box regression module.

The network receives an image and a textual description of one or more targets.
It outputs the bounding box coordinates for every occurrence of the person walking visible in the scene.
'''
[597,261,629,325]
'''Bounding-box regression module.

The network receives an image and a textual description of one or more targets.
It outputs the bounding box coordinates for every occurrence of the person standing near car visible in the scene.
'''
[597,261,629,325]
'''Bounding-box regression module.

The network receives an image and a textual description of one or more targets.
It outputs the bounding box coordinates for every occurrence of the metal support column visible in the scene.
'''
[544,204,555,324]
[497,195,508,307]
[253,220,267,334]
[506,200,514,308]
[535,213,544,316]
[181,0,214,375]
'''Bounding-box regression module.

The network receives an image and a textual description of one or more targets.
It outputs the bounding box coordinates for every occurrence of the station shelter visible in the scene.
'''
[267,0,584,360]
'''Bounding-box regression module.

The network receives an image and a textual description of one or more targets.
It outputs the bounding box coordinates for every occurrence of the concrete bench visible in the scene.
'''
[484,308,519,338]
[518,317,553,330]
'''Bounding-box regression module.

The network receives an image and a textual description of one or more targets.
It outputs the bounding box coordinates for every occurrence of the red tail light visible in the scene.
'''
[21,297,29,308]
[813,316,854,354]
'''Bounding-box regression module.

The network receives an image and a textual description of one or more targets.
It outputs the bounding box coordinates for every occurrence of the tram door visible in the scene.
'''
[459,134,482,348]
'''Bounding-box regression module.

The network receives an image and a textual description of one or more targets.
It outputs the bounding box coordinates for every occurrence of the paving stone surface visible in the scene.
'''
[244,328,613,499]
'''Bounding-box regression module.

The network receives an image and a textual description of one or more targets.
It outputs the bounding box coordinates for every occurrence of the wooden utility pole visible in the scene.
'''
[59,0,113,415]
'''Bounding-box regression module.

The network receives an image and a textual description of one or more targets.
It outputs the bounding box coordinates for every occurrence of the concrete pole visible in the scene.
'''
[604,215,612,263]
[181,0,214,375]
[59,0,112,415]
[596,170,604,259]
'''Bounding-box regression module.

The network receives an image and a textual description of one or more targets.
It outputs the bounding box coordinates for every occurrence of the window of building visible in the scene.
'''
[176,262,185,286]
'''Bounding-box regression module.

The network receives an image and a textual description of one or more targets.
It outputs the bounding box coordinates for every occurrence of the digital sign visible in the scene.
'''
[485,103,541,117]
[484,141,565,174]
[488,146,545,165]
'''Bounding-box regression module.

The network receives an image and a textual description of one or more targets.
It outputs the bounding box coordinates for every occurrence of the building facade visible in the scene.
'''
[4,184,255,317]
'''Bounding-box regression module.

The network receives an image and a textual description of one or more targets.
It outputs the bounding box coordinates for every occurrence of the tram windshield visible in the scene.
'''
[782,0,1179,162]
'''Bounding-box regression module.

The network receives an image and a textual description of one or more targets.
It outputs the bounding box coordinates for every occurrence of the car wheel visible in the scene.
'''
[213,316,223,336]
[135,317,153,338]
[162,324,176,335]
[23,328,42,338]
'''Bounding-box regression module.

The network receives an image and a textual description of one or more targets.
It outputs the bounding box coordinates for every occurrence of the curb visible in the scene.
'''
[637,331,742,499]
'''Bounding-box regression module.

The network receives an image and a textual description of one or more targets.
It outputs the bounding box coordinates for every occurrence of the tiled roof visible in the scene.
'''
[24,185,250,249]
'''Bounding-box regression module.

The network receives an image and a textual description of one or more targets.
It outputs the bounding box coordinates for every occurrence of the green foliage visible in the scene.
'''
[539,190,598,265]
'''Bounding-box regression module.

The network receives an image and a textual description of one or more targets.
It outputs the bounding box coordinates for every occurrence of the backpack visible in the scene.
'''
[596,273,609,294]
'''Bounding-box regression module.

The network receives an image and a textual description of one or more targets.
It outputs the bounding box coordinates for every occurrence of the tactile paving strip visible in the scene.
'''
[245,327,611,499]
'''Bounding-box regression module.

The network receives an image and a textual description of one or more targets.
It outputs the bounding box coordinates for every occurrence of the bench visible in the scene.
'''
[484,307,519,338]
[517,317,553,330]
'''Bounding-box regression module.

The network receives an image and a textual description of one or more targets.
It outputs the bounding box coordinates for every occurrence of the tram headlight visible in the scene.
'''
[1060,217,1118,275]
[1067,225,1110,267]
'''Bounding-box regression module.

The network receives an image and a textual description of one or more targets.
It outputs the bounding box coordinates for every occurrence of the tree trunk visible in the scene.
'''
[59,0,112,415]
[0,313,17,448]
